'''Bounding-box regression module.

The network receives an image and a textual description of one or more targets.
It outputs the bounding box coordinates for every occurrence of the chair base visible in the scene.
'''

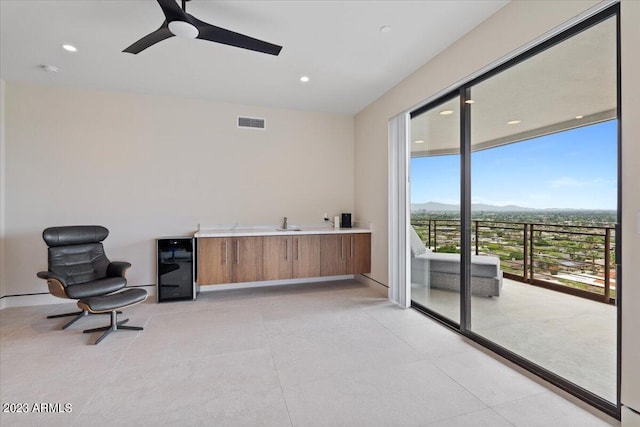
[78,288,147,344]
[47,310,83,319]
[49,310,88,330]
[48,309,123,330]
[83,311,143,345]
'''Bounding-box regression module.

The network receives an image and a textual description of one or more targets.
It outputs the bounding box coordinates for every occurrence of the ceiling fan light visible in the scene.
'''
[168,20,199,39]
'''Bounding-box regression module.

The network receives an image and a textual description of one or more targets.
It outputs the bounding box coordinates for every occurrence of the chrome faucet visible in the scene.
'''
[282,217,288,230]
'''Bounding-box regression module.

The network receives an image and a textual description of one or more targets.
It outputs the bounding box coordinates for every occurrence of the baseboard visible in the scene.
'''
[0,284,156,310]
[198,275,355,293]
[622,406,640,426]
[355,274,390,298]
[1,277,385,309]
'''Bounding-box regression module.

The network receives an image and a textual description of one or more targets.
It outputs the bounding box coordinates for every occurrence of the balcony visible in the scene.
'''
[411,218,617,403]
[413,218,616,304]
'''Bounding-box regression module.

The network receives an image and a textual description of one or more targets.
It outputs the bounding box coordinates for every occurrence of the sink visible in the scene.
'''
[276,228,302,232]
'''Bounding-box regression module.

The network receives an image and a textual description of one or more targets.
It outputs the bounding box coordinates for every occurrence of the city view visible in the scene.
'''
[411,209,617,302]
[410,120,618,303]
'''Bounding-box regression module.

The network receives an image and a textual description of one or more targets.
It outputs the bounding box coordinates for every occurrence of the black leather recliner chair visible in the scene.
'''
[37,226,130,329]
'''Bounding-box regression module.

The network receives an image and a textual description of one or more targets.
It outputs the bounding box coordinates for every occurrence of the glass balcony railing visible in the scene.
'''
[411,218,616,304]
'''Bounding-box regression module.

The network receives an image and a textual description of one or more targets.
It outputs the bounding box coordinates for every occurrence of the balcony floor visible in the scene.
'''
[411,278,616,403]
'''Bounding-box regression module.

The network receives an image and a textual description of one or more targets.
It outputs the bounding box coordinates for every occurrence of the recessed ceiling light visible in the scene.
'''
[439,110,454,116]
[380,26,391,33]
[414,140,425,144]
[300,76,310,83]
[62,44,77,52]
[575,115,584,119]
[465,100,475,104]
[507,120,521,125]
[40,64,59,73]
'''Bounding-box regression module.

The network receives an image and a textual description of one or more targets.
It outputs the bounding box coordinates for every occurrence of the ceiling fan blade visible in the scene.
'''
[123,23,174,54]
[191,16,282,56]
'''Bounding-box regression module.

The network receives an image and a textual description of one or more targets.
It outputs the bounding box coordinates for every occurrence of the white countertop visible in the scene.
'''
[194,226,371,238]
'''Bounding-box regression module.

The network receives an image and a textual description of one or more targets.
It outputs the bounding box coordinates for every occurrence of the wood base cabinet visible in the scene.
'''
[320,234,349,276]
[320,233,371,276]
[198,232,369,286]
[351,233,371,274]
[263,235,321,280]
[293,235,321,278]
[197,237,231,285]
[263,236,293,281]
[197,237,263,285]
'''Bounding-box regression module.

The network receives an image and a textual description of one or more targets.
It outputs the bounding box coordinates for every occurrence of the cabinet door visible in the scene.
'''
[350,233,371,274]
[320,234,348,276]
[293,235,320,278]
[232,237,263,283]
[263,236,293,280]
[197,238,232,285]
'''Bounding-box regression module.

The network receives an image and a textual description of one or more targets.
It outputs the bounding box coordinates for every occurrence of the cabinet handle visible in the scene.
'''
[296,239,299,261]
[235,241,240,264]
[285,239,288,261]
[351,235,354,258]
[224,241,227,264]
[341,236,344,259]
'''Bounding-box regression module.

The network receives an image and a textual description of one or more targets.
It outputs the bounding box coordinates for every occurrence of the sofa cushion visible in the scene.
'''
[416,251,500,278]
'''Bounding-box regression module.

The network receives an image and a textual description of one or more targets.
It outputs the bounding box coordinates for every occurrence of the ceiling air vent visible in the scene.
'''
[238,116,266,130]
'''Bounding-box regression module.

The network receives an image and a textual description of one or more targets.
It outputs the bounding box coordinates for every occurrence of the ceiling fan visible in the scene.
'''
[123,0,282,56]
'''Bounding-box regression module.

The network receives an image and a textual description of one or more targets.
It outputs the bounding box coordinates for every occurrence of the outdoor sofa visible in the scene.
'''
[410,226,503,297]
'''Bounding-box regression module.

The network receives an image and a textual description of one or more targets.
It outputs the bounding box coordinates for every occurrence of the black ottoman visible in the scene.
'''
[77,288,148,344]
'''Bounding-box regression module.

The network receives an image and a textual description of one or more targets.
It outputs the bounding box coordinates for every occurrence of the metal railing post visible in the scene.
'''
[523,223,529,282]
[475,220,479,255]
[604,227,611,303]
[434,221,437,252]
[529,224,535,282]
[428,220,432,249]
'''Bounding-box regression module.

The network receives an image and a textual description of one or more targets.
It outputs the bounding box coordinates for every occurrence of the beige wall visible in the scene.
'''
[2,82,354,302]
[0,80,6,305]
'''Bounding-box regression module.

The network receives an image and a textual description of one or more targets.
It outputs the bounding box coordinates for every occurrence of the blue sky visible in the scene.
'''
[410,120,618,210]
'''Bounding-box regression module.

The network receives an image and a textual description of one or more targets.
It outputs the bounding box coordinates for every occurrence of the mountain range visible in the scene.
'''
[410,201,590,212]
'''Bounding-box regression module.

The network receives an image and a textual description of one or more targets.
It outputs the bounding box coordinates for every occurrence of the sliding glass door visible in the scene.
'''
[408,5,619,414]
[410,97,461,324]
[468,14,618,403]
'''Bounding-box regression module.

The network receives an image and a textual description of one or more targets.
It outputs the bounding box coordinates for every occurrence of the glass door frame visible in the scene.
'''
[401,3,621,418]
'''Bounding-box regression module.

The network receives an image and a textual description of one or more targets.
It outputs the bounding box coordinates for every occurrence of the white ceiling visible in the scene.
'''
[0,0,508,115]
[410,14,617,155]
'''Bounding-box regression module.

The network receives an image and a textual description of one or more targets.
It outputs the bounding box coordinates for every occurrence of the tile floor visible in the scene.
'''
[0,280,619,427]
[412,278,617,401]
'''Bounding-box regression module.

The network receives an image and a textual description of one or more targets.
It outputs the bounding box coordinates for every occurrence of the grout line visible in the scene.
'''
[419,406,516,427]
[70,303,152,426]
[259,310,295,427]
[359,307,545,418]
